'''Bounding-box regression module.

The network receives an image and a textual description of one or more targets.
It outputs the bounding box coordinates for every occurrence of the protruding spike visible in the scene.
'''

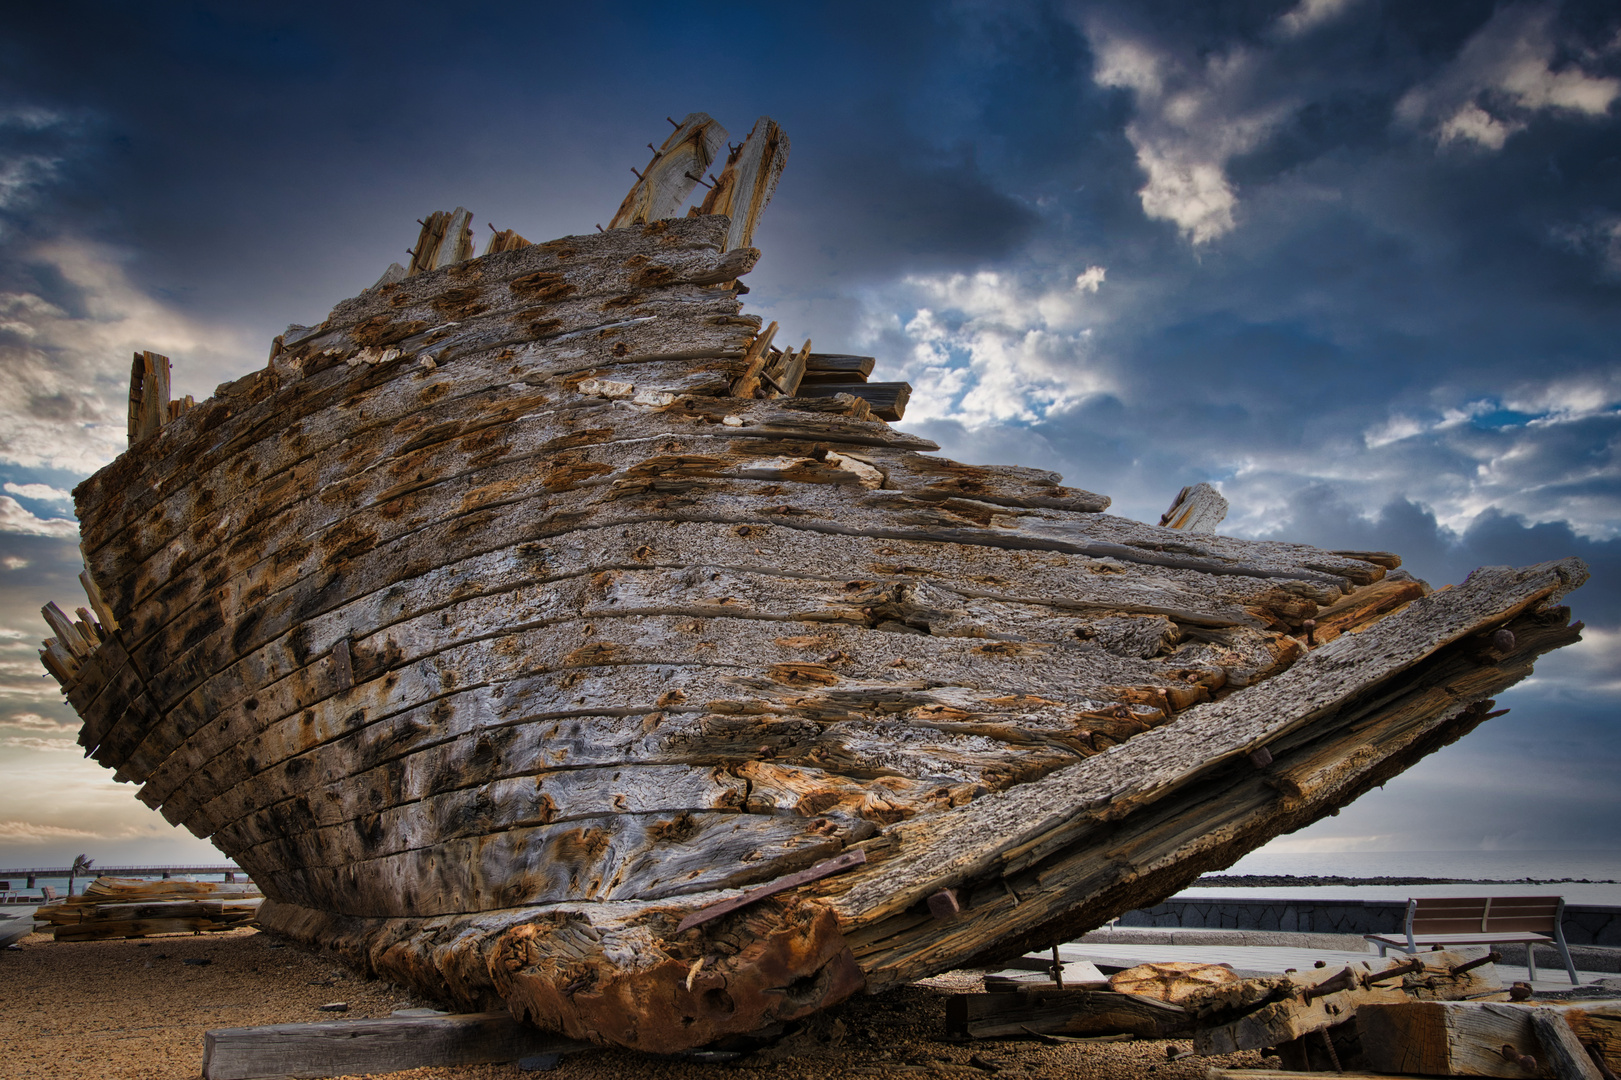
[80,569,118,632]
[42,602,91,658]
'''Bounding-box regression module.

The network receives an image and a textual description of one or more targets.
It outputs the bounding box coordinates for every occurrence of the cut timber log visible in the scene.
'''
[1357,1000,1621,1080]
[611,112,727,228]
[1161,483,1228,533]
[794,381,911,420]
[946,987,1194,1040]
[201,1012,590,1080]
[1206,1070,1433,1080]
[698,116,788,253]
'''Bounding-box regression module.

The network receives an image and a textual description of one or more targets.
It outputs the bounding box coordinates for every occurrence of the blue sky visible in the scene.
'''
[0,0,1617,868]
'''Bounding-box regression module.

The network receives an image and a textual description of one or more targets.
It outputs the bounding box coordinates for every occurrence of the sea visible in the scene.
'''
[1180,849,1621,907]
[6,851,1621,908]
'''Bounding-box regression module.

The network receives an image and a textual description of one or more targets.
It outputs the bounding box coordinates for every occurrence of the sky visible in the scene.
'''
[0,0,1617,872]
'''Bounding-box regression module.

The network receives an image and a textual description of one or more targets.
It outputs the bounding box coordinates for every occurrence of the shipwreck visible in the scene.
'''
[39,113,1587,1053]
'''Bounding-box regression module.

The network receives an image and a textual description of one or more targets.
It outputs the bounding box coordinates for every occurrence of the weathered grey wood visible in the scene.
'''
[128,350,172,445]
[822,559,1584,925]
[201,1012,590,1080]
[407,208,474,276]
[1160,483,1228,533]
[1534,1008,1607,1080]
[1358,1001,1583,1078]
[609,113,727,228]
[697,116,789,252]
[794,381,911,421]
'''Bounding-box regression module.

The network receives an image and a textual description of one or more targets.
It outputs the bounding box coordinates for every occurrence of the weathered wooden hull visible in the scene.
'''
[43,212,1585,1053]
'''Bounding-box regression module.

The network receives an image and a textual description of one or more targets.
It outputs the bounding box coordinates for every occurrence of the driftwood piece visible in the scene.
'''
[698,116,789,253]
[201,1012,590,1080]
[610,113,727,229]
[1160,483,1228,533]
[945,987,1193,1039]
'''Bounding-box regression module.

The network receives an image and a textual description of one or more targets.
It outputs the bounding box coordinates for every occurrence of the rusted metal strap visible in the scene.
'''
[674,849,867,934]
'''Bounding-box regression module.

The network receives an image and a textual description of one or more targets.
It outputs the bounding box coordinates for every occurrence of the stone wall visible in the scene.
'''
[1119,897,1621,947]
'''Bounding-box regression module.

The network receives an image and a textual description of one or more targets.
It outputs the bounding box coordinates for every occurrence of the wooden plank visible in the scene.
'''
[793,382,911,421]
[675,849,867,932]
[1160,483,1228,533]
[697,116,789,252]
[610,113,727,228]
[1206,1070,1432,1080]
[201,1012,590,1080]
[945,987,1193,1039]
[801,354,876,380]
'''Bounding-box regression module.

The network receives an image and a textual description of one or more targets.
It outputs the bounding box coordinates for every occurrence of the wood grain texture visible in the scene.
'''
[44,206,1590,1055]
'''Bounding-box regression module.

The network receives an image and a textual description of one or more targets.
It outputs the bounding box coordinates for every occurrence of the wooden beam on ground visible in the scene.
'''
[946,987,1194,1040]
[1206,1069,1434,1080]
[793,381,910,421]
[698,116,788,252]
[201,1011,592,1080]
[1357,1000,1621,1079]
[610,113,727,229]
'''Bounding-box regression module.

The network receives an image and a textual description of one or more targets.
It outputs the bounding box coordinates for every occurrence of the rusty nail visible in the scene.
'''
[647,142,658,153]
[631,166,643,179]
[1050,944,1064,989]
[1248,745,1273,769]
[1500,1045,1538,1072]
[667,116,679,128]
[1448,950,1501,976]
[595,224,604,233]
[415,218,425,226]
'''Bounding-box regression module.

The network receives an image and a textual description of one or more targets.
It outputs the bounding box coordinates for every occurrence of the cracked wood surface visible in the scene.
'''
[47,208,1589,1054]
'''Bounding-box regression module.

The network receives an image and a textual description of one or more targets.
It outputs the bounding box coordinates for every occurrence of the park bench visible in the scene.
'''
[1365,896,1579,984]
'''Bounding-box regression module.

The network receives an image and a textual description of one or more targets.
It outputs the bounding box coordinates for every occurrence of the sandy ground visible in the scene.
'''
[1,928,1271,1080]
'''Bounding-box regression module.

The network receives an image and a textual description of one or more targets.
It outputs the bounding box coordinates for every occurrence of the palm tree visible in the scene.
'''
[67,854,93,896]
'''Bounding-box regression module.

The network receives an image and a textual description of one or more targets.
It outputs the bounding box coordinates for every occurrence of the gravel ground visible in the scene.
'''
[1,928,1272,1080]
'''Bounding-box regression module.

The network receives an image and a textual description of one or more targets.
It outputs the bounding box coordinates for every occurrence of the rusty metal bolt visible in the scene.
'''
[1492,628,1517,652]
[1248,746,1274,769]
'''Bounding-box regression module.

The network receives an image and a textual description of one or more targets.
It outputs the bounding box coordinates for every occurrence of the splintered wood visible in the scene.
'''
[37,876,262,941]
[37,111,1589,1055]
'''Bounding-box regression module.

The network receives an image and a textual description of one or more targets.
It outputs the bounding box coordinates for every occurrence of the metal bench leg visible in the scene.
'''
[1554,923,1580,985]
[1526,941,1536,984]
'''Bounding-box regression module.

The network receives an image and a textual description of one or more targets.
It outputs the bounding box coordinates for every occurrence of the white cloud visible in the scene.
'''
[0,240,254,475]
[3,482,71,503]
[0,818,100,842]
[1,556,26,570]
[1398,4,1621,150]
[1086,23,1298,244]
[2,736,77,752]
[873,270,1115,428]
[1274,0,1362,39]
[4,712,73,733]
[0,496,77,538]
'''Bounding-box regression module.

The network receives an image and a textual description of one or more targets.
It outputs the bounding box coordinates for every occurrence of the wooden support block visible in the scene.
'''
[201,1012,591,1080]
[945,988,1194,1040]
[927,888,960,920]
[1205,1069,1434,1080]
[793,381,910,421]
[1356,1001,1621,1079]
